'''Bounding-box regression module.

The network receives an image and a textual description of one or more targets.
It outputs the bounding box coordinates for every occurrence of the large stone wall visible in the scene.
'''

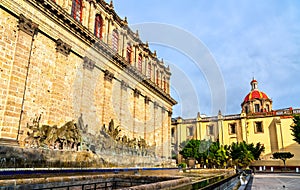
[0,0,176,160]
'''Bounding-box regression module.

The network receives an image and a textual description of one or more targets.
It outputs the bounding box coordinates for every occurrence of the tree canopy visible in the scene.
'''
[291,115,300,144]
[179,140,264,168]
[272,152,294,168]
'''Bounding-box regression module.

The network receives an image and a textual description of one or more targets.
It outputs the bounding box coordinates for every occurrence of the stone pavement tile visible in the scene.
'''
[247,173,300,190]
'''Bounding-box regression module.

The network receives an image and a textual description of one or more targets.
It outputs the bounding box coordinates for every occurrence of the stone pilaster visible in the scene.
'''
[102,70,114,125]
[1,14,38,141]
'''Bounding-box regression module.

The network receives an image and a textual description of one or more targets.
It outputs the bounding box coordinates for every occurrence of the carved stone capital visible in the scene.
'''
[83,57,95,71]
[168,110,173,117]
[121,80,129,90]
[104,70,114,82]
[154,101,159,109]
[18,14,39,36]
[56,39,71,56]
[144,96,151,104]
[134,88,141,98]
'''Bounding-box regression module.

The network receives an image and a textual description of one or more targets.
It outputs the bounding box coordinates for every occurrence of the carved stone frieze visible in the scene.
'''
[83,56,95,71]
[104,70,114,81]
[18,14,39,36]
[56,39,71,56]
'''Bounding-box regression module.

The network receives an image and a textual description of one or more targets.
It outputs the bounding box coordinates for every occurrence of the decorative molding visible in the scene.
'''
[83,57,95,71]
[18,14,38,36]
[56,39,71,56]
[121,80,129,90]
[145,96,151,104]
[104,70,114,82]
[134,88,141,98]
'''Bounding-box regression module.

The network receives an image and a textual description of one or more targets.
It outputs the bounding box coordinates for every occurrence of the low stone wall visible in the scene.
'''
[251,160,300,167]
[0,174,190,190]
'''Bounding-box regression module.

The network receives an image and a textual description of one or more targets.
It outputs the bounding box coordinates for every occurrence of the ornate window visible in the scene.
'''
[94,14,103,39]
[266,104,270,112]
[138,54,142,72]
[156,70,159,85]
[207,125,214,136]
[187,126,194,137]
[71,0,82,22]
[112,30,119,52]
[255,104,260,112]
[163,76,166,91]
[126,44,132,63]
[148,63,152,79]
[229,123,236,134]
[254,121,263,133]
[245,106,249,114]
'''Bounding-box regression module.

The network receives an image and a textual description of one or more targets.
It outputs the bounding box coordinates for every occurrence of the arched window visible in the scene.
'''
[138,55,142,72]
[163,76,166,91]
[126,44,132,63]
[156,70,159,85]
[112,30,119,52]
[148,63,152,79]
[94,14,103,39]
[71,0,82,22]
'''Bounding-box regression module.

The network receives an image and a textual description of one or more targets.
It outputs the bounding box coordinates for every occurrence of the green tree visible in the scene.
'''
[207,142,230,168]
[246,142,265,160]
[272,152,294,169]
[291,115,300,144]
[179,139,200,159]
[197,139,211,166]
[229,141,254,168]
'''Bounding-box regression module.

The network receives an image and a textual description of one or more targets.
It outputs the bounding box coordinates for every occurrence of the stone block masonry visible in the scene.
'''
[0,0,176,159]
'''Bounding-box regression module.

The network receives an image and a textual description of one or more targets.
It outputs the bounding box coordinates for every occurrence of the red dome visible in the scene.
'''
[243,90,269,103]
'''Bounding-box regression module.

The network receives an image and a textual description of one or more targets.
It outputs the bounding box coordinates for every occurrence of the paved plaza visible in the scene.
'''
[246,173,300,190]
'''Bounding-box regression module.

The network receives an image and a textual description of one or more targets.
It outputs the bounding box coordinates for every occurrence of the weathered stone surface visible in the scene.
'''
[0,0,176,166]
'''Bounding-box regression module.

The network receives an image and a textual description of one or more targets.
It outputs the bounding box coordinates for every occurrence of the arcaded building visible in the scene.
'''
[172,79,300,165]
[0,0,176,159]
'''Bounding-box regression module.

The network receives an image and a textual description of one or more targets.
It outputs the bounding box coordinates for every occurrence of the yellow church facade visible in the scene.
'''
[172,79,300,166]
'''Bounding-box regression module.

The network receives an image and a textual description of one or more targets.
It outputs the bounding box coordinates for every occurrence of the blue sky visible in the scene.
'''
[112,0,300,118]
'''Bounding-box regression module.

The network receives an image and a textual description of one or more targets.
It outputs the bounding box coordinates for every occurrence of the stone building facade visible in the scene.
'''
[172,79,300,165]
[0,0,176,159]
